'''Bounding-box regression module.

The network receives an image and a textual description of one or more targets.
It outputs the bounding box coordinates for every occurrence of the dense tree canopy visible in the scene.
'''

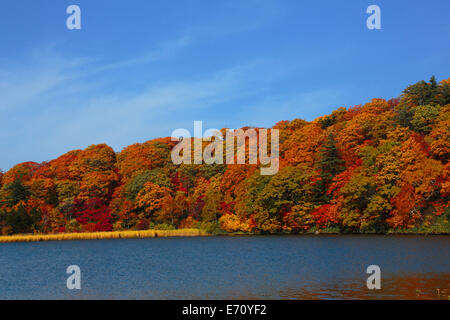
[1,77,449,235]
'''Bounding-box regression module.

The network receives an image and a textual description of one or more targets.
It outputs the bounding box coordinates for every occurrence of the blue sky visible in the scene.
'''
[0,0,449,170]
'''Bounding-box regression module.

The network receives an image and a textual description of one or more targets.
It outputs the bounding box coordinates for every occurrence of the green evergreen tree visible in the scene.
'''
[3,180,30,206]
[317,133,345,201]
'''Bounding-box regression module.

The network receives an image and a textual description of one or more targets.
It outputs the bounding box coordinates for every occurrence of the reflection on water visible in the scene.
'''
[0,235,448,299]
[276,274,450,300]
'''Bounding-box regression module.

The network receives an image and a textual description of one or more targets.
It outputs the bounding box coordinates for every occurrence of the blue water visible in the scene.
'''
[0,235,448,299]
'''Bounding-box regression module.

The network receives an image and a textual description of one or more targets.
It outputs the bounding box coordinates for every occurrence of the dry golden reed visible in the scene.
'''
[0,228,209,243]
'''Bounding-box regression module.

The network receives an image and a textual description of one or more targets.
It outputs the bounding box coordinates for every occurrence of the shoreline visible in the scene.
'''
[0,229,448,243]
[0,229,209,243]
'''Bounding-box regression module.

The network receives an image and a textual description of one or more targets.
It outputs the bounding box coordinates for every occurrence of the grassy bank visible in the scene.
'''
[0,228,209,243]
[1,228,448,243]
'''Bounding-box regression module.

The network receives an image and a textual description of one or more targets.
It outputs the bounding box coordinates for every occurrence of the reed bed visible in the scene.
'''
[0,228,209,243]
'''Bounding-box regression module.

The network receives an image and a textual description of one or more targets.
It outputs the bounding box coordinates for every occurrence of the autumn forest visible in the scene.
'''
[0,77,449,237]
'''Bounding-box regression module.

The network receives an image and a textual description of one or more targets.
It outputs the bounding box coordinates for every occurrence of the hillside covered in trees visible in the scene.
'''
[1,77,449,236]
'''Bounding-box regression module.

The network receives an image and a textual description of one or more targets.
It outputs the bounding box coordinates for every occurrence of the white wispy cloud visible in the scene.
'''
[0,41,287,170]
[0,22,349,171]
[93,36,192,72]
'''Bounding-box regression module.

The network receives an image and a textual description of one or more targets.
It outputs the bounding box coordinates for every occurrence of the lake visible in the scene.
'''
[0,235,448,299]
